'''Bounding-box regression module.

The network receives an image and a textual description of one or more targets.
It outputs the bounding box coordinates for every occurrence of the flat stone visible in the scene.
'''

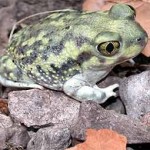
[8,89,80,127]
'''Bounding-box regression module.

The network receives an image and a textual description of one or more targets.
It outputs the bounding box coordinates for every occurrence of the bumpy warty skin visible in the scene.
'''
[0,4,148,103]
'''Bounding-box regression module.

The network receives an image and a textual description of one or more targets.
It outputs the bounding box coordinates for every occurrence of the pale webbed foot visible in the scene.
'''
[0,75,43,89]
[63,77,119,104]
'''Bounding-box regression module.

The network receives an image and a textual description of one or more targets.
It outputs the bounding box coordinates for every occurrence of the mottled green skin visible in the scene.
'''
[0,4,148,103]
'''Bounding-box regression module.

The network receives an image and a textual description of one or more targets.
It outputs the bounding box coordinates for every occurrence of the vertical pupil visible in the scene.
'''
[106,43,114,53]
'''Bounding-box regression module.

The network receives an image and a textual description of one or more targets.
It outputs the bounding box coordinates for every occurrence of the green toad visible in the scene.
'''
[0,4,148,103]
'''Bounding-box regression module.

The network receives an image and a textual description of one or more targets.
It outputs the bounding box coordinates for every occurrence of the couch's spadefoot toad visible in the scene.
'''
[0,4,148,103]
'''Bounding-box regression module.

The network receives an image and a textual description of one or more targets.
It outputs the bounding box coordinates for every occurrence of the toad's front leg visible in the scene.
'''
[63,76,119,104]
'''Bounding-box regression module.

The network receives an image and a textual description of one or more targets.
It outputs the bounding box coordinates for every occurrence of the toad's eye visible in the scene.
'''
[97,41,120,56]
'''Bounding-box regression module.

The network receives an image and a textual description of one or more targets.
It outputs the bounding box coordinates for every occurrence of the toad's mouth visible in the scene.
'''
[114,54,139,65]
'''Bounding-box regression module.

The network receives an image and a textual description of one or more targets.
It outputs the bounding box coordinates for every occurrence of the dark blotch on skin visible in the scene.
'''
[43,31,54,38]
[42,50,49,60]
[49,59,80,83]
[51,42,64,55]
[65,26,70,30]
[29,51,37,60]
[36,65,42,72]
[21,52,37,65]
[50,64,60,73]
[61,59,77,70]
[50,58,78,76]
[31,40,42,49]
[22,57,32,65]
[17,45,28,55]
[15,67,24,81]
[76,51,92,65]
[37,65,54,77]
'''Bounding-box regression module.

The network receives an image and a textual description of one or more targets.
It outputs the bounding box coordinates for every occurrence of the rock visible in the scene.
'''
[97,76,121,88]
[0,114,30,149]
[119,71,150,120]
[27,125,71,150]
[72,101,150,144]
[0,0,16,54]
[0,125,30,150]
[8,89,80,127]
[0,0,9,8]
[141,112,150,126]
[0,113,13,128]
[7,125,30,148]
[0,128,7,149]
[105,98,126,114]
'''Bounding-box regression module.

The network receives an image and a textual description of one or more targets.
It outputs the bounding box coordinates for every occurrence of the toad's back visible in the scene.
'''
[3,10,108,89]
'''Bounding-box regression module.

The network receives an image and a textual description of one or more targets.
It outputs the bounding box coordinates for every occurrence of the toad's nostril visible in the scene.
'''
[136,35,148,47]
[136,37,142,42]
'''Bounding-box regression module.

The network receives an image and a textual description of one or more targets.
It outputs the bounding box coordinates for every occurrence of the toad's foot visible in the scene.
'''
[63,77,119,104]
[93,84,119,103]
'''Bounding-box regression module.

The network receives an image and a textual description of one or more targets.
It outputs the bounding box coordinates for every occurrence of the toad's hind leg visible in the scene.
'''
[0,55,43,89]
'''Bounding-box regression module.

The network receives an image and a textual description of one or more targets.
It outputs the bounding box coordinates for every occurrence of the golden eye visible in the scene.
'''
[97,41,120,56]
